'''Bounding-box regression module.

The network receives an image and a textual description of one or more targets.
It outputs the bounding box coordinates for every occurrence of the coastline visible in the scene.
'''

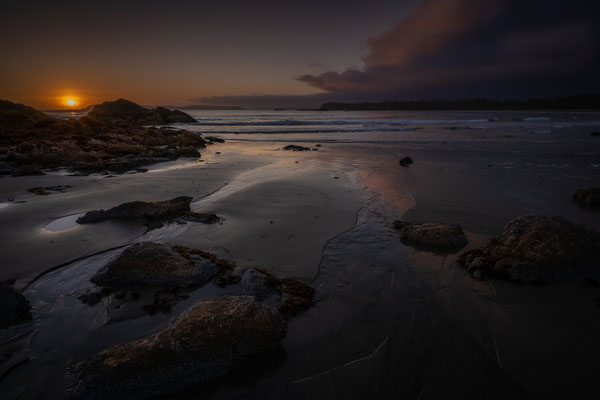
[1,108,600,398]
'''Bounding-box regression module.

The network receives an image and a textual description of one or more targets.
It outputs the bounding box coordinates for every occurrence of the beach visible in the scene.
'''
[1,109,600,399]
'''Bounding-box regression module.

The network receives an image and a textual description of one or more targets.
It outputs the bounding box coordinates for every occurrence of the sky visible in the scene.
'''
[1,0,598,109]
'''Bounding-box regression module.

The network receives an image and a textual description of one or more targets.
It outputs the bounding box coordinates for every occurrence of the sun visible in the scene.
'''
[66,99,77,107]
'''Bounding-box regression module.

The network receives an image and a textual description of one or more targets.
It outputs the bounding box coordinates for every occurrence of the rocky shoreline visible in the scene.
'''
[0,99,208,175]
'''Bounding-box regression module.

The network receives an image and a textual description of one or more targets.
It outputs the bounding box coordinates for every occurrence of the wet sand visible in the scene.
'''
[1,130,600,399]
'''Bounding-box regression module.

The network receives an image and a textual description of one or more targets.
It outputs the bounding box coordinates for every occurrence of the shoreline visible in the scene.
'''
[1,122,600,398]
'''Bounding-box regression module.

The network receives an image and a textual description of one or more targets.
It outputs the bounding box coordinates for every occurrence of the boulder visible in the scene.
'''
[70,296,287,400]
[88,99,196,125]
[399,156,413,167]
[88,99,161,125]
[573,188,600,209]
[77,196,193,224]
[206,136,225,143]
[241,268,315,315]
[0,283,32,328]
[394,221,468,253]
[154,107,197,123]
[91,242,219,287]
[458,215,600,281]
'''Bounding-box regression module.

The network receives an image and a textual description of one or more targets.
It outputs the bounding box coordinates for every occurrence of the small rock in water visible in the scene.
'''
[70,296,287,400]
[591,132,600,136]
[283,144,311,151]
[573,188,600,209]
[394,221,468,253]
[399,156,413,167]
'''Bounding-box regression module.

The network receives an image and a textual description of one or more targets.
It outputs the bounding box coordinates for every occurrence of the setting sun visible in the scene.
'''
[66,99,76,106]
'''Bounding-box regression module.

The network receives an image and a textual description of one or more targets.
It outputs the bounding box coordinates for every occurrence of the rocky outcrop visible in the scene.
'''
[0,100,206,174]
[70,296,287,400]
[88,99,196,125]
[154,106,197,123]
[77,196,193,224]
[0,283,32,328]
[458,216,600,282]
[573,188,600,209]
[241,268,315,315]
[394,221,468,253]
[91,242,219,287]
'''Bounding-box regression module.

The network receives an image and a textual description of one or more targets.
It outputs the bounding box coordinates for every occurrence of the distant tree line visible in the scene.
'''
[319,95,600,111]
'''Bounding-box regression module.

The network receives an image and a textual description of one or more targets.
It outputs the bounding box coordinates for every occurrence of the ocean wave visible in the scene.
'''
[197,127,423,134]
[189,118,490,127]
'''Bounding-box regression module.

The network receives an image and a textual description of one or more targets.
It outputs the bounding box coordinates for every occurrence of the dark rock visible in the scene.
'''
[171,245,240,287]
[77,196,193,224]
[28,187,49,195]
[573,188,600,209]
[283,145,311,151]
[154,107,197,123]
[91,242,219,287]
[394,221,468,253]
[71,296,287,400]
[0,283,32,328]
[88,99,160,124]
[0,161,14,175]
[12,168,45,177]
[241,268,315,315]
[0,100,205,174]
[458,216,600,282]
[175,146,200,157]
[205,136,225,143]
[28,185,72,195]
[591,132,600,136]
[88,99,196,125]
[78,287,113,306]
[179,212,221,224]
[399,157,413,167]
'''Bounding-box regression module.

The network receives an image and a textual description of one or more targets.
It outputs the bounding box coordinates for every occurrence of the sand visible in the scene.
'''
[1,130,600,399]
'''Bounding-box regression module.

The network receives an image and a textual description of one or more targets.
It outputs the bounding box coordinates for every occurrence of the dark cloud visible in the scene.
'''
[297,0,600,98]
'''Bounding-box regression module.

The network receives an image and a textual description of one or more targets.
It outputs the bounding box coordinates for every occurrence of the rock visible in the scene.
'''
[78,287,113,306]
[179,212,221,224]
[88,99,196,125]
[205,136,225,143]
[91,242,219,287]
[573,188,600,209]
[175,146,200,157]
[241,268,315,315]
[283,145,311,151]
[242,269,279,302]
[88,99,161,124]
[0,161,14,175]
[154,107,197,123]
[458,216,600,282]
[0,100,205,174]
[28,187,49,195]
[12,168,45,177]
[399,156,413,167]
[0,99,48,125]
[394,221,468,253]
[70,296,287,400]
[0,283,32,328]
[591,132,600,136]
[77,196,193,224]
